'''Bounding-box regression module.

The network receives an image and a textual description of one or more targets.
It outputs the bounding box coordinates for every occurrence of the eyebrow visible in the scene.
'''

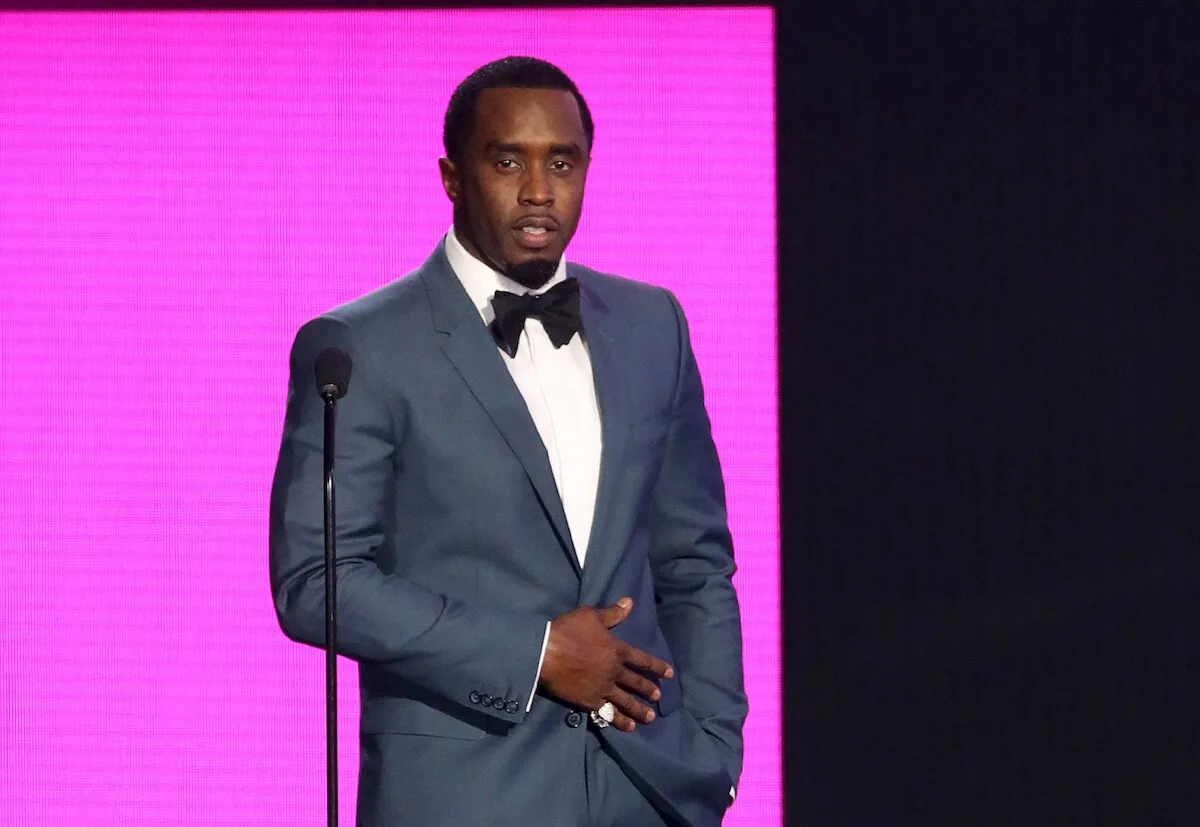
[485,141,584,158]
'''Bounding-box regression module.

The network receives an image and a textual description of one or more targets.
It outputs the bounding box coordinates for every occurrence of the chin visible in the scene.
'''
[507,246,557,262]
[505,256,559,290]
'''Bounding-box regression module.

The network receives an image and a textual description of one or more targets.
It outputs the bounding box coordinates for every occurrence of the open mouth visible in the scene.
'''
[512,224,557,248]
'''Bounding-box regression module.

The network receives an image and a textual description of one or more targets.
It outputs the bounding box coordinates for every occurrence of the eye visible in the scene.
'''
[496,158,520,172]
[550,159,573,174]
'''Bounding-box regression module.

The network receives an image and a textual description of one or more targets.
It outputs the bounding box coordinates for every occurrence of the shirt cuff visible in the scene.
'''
[526,620,552,713]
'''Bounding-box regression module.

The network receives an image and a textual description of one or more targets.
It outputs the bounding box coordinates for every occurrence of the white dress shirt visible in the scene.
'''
[444,228,603,711]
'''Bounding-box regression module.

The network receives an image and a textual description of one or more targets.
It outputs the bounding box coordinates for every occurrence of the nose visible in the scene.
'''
[519,166,553,207]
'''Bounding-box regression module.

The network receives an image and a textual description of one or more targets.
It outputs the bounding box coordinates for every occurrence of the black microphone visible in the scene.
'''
[315,347,352,400]
[313,346,351,827]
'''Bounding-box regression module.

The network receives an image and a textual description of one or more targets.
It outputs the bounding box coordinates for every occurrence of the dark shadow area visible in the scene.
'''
[780,2,1198,824]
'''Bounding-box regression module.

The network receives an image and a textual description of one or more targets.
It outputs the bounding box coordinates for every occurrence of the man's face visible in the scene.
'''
[439,87,590,287]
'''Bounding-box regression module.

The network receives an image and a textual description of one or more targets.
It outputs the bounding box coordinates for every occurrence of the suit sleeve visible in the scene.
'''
[648,291,749,787]
[269,315,546,724]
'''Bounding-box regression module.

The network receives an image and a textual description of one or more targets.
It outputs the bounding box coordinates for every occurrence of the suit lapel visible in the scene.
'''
[422,245,580,576]
[577,271,631,588]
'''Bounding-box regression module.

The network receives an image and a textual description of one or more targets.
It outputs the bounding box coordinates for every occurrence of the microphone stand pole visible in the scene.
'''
[322,392,339,827]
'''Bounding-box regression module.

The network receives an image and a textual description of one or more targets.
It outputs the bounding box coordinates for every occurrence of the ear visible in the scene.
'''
[438,157,460,202]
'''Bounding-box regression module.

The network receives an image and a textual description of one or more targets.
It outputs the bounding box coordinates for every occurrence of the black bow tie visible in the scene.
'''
[489,278,582,358]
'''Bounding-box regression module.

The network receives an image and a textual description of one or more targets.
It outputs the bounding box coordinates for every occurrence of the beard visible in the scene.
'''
[505,258,559,290]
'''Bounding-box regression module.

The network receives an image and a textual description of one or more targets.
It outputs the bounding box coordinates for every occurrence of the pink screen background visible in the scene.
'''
[0,9,777,825]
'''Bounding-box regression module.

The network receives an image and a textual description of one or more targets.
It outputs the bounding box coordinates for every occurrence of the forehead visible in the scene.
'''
[469,87,587,150]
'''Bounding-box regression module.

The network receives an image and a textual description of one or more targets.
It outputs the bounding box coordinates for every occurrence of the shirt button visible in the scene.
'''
[565,711,584,728]
[469,691,482,705]
[492,698,507,710]
[505,700,519,714]
[480,694,494,707]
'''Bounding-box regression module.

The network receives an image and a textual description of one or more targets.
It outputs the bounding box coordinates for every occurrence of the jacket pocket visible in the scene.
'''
[360,695,489,740]
[648,630,683,717]
[656,671,683,717]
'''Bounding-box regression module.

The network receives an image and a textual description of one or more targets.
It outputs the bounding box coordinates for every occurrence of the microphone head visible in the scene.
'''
[314,347,353,400]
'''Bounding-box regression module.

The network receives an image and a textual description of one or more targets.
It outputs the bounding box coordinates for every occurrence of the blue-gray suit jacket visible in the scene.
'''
[269,243,746,827]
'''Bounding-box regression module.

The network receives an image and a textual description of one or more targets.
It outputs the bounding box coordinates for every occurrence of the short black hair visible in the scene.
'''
[443,56,594,163]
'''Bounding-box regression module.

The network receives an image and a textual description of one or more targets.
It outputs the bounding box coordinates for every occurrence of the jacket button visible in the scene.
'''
[505,700,519,714]
[565,711,584,728]
[492,697,507,710]
[469,691,482,705]
[480,694,493,707]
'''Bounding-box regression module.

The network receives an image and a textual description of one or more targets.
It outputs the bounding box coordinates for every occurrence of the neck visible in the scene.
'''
[452,225,507,275]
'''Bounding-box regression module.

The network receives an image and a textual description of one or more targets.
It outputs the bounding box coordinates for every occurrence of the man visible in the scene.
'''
[270,56,746,827]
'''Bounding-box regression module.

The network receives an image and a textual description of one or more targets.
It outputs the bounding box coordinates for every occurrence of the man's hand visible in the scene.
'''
[537,597,675,732]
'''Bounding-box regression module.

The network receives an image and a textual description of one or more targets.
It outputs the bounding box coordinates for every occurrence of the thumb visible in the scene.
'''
[599,597,634,628]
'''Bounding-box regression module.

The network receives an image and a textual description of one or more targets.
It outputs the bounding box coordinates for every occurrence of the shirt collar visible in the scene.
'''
[444,226,567,324]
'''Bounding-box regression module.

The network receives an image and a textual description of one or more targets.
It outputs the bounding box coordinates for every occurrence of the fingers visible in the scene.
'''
[616,668,661,704]
[607,707,638,733]
[618,642,675,679]
[607,687,655,727]
[597,597,634,629]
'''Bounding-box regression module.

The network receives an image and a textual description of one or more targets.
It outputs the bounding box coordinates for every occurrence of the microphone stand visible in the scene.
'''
[321,388,339,827]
